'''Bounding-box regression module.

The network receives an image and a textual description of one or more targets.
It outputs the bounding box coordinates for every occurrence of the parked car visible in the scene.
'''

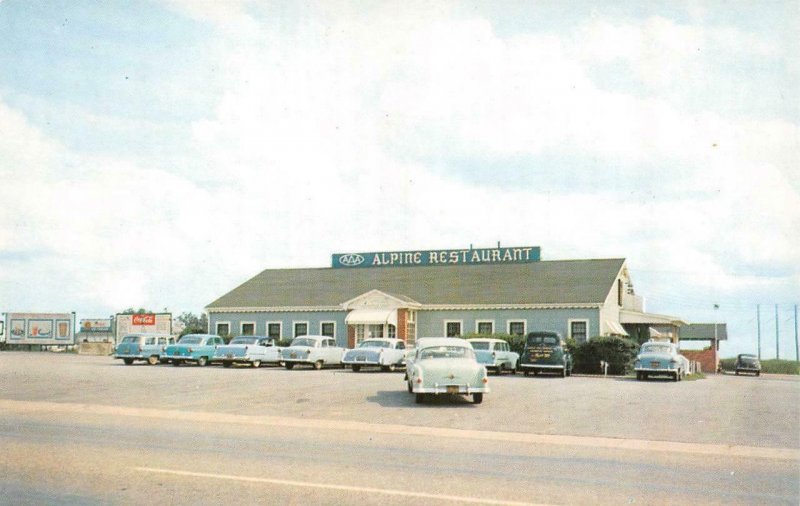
[114,333,175,365]
[164,334,225,366]
[406,337,489,404]
[634,340,687,381]
[468,338,519,375]
[281,335,345,370]
[519,331,573,377]
[212,336,281,368]
[342,338,407,372]
[734,354,761,376]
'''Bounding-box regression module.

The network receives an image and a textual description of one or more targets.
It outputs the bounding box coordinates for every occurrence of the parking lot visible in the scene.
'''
[1,352,798,505]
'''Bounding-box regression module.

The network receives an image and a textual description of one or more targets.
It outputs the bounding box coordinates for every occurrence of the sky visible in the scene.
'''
[0,1,797,358]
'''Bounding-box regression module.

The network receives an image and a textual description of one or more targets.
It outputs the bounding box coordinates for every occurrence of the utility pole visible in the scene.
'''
[757,304,761,360]
[775,304,780,360]
[795,304,798,363]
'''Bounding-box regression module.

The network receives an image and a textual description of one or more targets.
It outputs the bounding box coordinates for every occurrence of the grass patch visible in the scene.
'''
[719,358,799,375]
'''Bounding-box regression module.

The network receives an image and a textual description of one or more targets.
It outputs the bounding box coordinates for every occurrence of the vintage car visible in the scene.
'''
[342,338,406,372]
[634,340,687,381]
[734,353,761,376]
[468,338,519,375]
[519,331,573,377]
[406,337,489,404]
[281,335,345,370]
[164,334,225,366]
[114,333,175,365]
[212,336,281,368]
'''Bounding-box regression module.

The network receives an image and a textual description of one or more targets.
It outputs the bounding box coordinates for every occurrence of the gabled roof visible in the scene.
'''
[206,258,626,310]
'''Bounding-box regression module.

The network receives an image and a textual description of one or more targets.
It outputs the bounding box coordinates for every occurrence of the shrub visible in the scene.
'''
[461,333,526,356]
[571,336,639,375]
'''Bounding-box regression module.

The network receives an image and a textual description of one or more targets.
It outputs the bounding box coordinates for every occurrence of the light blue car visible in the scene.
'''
[468,338,519,375]
[634,340,687,381]
[164,334,225,367]
[342,338,407,372]
[114,333,175,365]
[407,337,489,404]
[212,336,282,368]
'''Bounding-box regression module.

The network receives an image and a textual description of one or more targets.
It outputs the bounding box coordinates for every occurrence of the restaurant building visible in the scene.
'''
[206,246,686,347]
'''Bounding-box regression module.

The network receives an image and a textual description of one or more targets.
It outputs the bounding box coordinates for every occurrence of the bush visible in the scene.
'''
[461,333,526,356]
[720,358,799,375]
[570,336,639,375]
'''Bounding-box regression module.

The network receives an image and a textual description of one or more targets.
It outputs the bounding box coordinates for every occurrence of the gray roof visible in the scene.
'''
[680,323,728,340]
[207,258,626,309]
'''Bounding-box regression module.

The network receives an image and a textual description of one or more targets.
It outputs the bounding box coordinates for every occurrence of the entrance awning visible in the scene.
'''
[605,320,629,336]
[345,309,398,327]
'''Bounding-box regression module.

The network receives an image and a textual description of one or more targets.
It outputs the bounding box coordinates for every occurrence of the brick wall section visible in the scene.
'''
[682,348,718,374]
[397,309,407,341]
[347,325,355,348]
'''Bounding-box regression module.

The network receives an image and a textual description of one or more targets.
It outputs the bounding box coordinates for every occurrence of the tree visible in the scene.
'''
[176,312,208,336]
[119,308,153,314]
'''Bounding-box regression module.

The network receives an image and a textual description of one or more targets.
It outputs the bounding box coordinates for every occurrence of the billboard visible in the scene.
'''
[4,312,76,345]
[80,319,113,333]
[114,313,172,343]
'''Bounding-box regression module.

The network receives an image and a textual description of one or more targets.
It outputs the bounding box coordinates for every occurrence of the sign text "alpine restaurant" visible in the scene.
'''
[332,246,541,268]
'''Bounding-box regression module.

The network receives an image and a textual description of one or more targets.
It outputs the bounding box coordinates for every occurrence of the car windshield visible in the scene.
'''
[291,338,317,347]
[359,340,390,348]
[179,336,203,344]
[739,354,757,359]
[470,342,490,350]
[527,335,557,346]
[419,346,475,360]
[120,336,139,343]
[642,344,671,353]
[230,337,258,345]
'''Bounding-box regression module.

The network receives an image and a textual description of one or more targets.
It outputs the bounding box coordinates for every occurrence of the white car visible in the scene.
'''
[281,335,345,370]
[212,336,281,368]
[407,337,489,404]
[468,338,519,375]
[342,338,407,372]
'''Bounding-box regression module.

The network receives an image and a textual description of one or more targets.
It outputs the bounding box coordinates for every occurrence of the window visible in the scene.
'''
[145,337,156,345]
[368,324,384,338]
[321,322,335,338]
[570,320,588,344]
[508,321,526,336]
[241,322,255,336]
[476,321,494,335]
[216,322,230,336]
[355,324,365,344]
[445,321,462,337]
[267,322,282,340]
[387,324,396,338]
[294,322,308,337]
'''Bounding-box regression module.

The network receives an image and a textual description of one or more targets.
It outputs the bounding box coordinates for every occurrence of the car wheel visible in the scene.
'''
[387,363,397,372]
[172,360,181,367]
[351,365,361,372]
[147,356,159,366]
[497,364,504,376]
[222,361,232,368]
[673,371,679,382]
[252,360,261,368]
[473,393,483,404]
[415,393,425,404]
[313,360,323,370]
[756,371,760,377]
[510,363,517,375]
[123,358,134,365]
[533,369,539,376]
[285,363,294,370]
[735,370,740,375]
[197,356,208,367]
[524,370,530,376]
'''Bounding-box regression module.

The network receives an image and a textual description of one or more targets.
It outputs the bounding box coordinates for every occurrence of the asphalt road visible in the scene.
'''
[0,352,797,505]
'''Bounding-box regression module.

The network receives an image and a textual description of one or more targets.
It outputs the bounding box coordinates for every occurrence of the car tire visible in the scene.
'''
[123,358,134,365]
[415,393,425,404]
[735,370,740,375]
[387,364,397,372]
[473,393,483,404]
[510,363,517,375]
[198,356,208,367]
[172,360,181,367]
[252,360,261,368]
[147,356,159,366]
[285,362,294,370]
[313,360,323,370]
[223,361,232,368]
[673,371,679,382]
[524,370,530,376]
[756,372,760,377]
[351,365,361,372]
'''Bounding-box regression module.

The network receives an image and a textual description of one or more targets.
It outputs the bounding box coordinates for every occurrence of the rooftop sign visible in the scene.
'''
[332,246,541,268]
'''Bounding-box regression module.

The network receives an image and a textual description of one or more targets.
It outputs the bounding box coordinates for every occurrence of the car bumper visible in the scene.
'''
[342,359,381,366]
[519,363,563,370]
[413,384,490,395]
[114,354,146,360]
[164,355,198,361]
[736,367,760,373]
[636,367,679,373]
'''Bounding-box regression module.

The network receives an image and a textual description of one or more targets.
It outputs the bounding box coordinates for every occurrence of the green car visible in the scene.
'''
[519,331,573,378]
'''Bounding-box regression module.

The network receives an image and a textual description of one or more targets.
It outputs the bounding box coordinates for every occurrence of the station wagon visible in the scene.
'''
[114,333,175,365]
[468,338,519,375]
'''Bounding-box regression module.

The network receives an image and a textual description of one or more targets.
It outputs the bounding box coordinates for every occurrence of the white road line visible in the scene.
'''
[134,466,551,506]
[2,399,798,461]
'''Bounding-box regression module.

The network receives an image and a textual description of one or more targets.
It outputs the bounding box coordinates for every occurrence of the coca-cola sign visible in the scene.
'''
[131,314,156,325]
